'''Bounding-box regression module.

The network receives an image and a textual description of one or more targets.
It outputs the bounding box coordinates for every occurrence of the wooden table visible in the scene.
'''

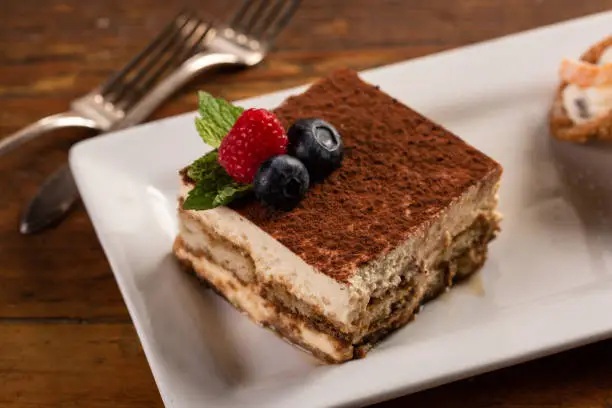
[1,1,611,407]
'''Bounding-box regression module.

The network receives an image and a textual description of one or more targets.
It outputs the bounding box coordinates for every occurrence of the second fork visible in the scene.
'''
[18,0,300,234]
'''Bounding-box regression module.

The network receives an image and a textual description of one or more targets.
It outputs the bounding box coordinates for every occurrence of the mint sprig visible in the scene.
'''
[183,165,251,210]
[195,91,244,148]
[183,92,250,211]
[187,150,222,182]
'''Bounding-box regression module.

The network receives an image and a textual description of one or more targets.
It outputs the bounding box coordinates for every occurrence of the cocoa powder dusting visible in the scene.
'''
[232,69,502,282]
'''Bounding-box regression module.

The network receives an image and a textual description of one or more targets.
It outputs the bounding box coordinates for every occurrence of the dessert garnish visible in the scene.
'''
[253,155,310,211]
[218,108,288,184]
[287,118,344,181]
[183,92,343,211]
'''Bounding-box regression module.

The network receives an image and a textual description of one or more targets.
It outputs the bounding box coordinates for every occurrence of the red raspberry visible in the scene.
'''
[218,108,288,184]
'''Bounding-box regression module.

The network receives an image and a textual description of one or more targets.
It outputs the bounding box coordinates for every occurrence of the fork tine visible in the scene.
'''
[99,10,188,96]
[228,0,252,29]
[228,0,300,42]
[173,19,213,64]
[241,0,271,35]
[140,19,211,88]
[257,0,300,41]
[105,12,193,104]
[118,18,212,110]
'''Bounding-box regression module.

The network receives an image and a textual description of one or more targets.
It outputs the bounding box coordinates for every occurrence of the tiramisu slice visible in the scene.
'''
[173,69,502,363]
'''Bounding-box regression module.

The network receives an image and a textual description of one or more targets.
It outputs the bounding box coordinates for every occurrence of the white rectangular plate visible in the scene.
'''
[70,12,612,408]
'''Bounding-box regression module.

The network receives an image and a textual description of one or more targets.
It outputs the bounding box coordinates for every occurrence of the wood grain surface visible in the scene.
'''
[1,1,612,407]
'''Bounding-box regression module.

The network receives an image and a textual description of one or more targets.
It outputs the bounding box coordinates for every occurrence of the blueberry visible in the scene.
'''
[287,118,344,181]
[254,155,310,211]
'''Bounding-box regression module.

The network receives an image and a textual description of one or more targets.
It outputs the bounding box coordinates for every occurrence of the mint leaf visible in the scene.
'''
[183,91,249,210]
[187,150,221,182]
[212,183,251,207]
[195,91,244,148]
[183,156,251,210]
[183,184,221,210]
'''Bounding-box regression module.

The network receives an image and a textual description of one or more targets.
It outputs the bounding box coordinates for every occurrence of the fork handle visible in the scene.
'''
[113,52,242,130]
[0,111,100,156]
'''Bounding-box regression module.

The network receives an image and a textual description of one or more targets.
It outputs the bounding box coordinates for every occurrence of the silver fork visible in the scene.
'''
[118,0,301,129]
[18,0,301,234]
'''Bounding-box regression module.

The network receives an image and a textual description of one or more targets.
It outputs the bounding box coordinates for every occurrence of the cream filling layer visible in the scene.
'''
[174,240,352,362]
[179,183,358,326]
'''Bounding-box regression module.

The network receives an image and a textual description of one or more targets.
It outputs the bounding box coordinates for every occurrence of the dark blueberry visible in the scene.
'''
[287,118,344,181]
[253,155,310,211]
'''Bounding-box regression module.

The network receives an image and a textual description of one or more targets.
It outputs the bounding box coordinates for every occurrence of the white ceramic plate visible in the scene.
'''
[70,12,612,408]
